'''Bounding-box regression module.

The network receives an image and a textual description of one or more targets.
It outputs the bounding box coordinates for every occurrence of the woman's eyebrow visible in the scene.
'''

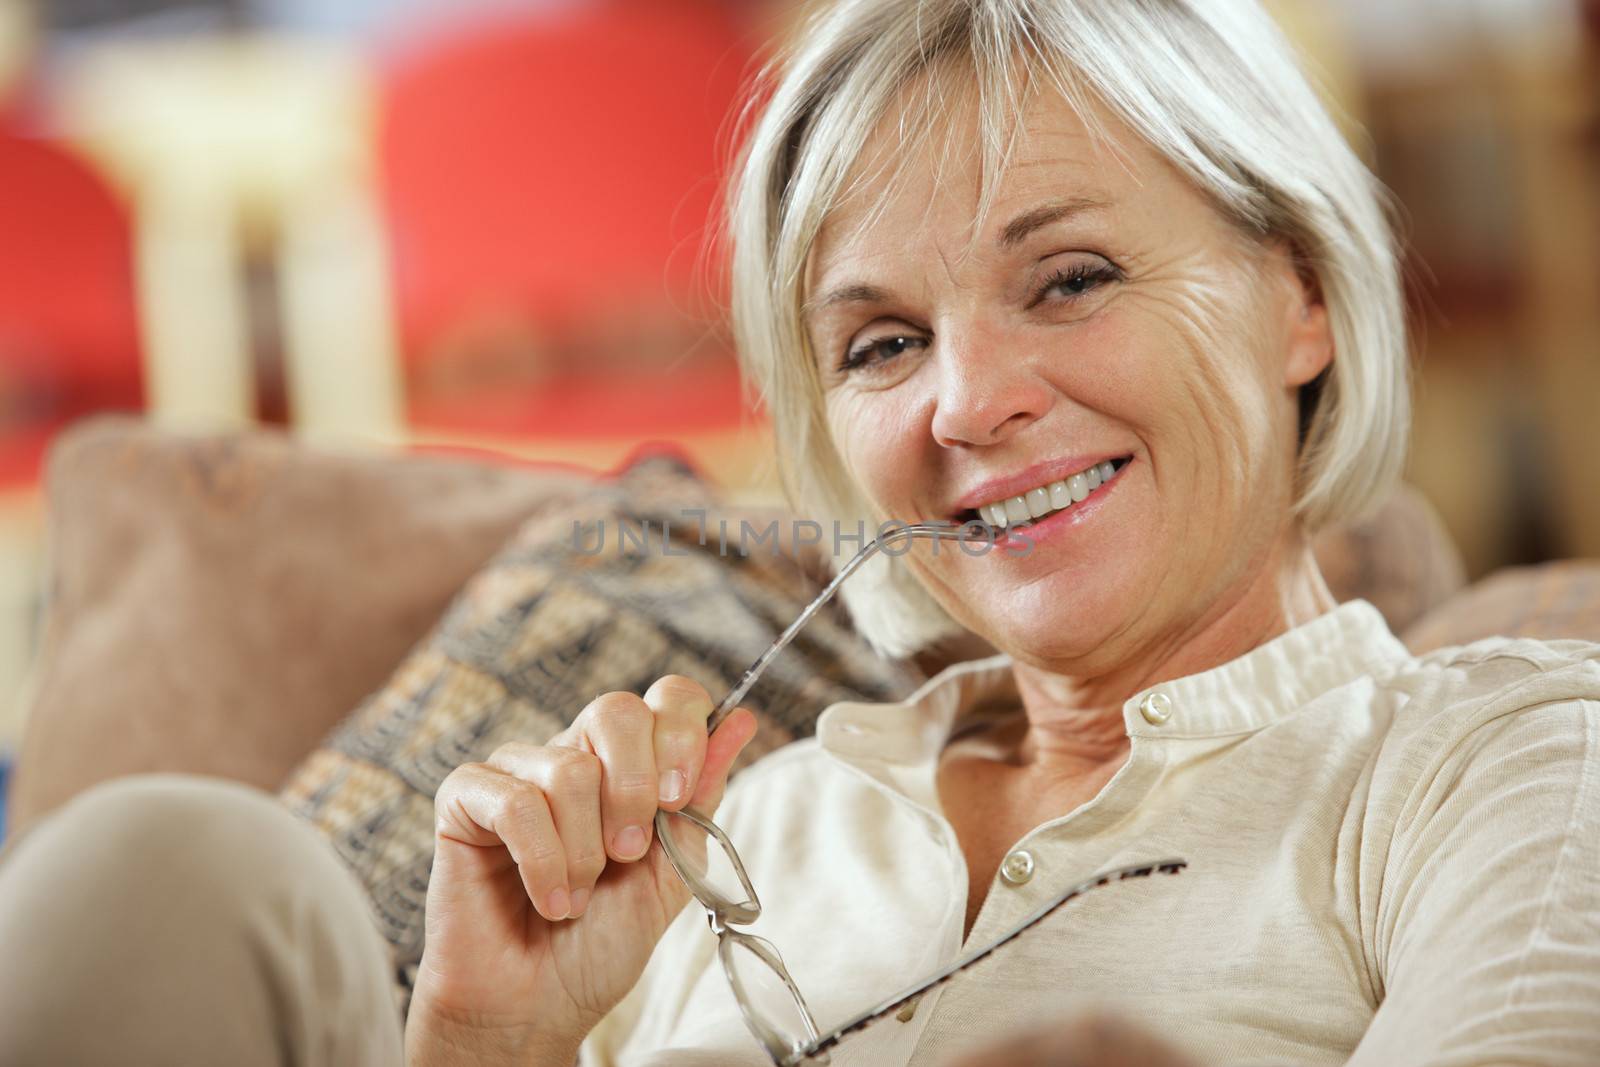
[803,195,1113,324]
[802,283,889,325]
[997,195,1113,249]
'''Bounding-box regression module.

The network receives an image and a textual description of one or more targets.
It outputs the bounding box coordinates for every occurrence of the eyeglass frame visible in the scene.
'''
[654,806,827,1060]
[646,521,1191,1066]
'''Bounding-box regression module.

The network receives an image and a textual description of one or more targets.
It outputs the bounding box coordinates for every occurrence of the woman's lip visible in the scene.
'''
[981,456,1131,554]
[947,453,1134,517]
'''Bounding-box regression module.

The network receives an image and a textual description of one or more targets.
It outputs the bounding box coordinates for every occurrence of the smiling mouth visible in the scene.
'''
[952,456,1132,528]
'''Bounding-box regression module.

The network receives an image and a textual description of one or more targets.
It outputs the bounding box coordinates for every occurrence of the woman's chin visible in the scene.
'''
[927,479,1163,665]
[968,574,1143,669]
[997,626,1121,672]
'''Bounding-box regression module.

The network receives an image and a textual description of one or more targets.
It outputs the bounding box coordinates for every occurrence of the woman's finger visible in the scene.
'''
[575,692,660,864]
[641,675,714,811]
[434,761,572,921]
[688,707,760,811]
[486,742,606,917]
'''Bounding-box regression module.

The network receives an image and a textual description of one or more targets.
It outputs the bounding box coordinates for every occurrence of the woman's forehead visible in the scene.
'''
[808,83,1151,283]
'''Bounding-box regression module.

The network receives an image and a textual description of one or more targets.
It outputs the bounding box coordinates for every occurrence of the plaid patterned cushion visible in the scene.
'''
[279,451,923,1008]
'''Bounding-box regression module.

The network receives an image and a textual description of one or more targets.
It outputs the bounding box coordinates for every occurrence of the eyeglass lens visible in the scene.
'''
[723,935,822,1062]
[658,808,757,916]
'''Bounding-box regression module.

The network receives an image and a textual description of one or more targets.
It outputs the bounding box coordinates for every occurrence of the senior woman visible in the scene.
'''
[1,1,1596,1065]
[403,1,1600,1066]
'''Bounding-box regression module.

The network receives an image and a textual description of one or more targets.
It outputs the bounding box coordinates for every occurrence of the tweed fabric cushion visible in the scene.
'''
[1403,560,1600,652]
[278,451,924,1007]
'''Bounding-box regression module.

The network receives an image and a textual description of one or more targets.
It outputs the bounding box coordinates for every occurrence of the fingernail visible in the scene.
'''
[546,887,570,920]
[659,769,685,804]
[614,825,648,860]
[569,888,590,917]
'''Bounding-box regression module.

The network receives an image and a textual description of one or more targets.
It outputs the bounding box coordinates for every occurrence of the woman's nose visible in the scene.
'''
[929,327,1055,447]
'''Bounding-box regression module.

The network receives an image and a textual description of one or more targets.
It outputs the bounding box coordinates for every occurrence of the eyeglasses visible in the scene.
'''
[650,522,1190,1066]
[657,804,1185,1066]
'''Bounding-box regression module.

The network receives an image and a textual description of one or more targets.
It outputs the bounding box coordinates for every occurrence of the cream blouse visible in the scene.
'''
[581,599,1600,1066]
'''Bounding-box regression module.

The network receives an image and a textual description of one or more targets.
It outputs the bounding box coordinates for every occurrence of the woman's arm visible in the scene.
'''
[1350,696,1600,1065]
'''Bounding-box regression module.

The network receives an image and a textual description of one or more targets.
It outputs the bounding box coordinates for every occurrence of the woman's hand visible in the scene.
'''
[404,675,759,1067]
[942,1010,1198,1067]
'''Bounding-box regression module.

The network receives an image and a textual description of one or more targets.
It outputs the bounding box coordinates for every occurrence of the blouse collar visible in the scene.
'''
[815,598,1411,765]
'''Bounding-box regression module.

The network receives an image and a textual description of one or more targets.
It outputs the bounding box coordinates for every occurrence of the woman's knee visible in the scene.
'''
[9,773,311,872]
[1,774,314,911]
[0,774,401,1067]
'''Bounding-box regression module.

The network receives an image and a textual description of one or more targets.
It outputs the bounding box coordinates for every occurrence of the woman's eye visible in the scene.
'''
[832,261,1119,378]
[1035,261,1123,306]
[836,333,926,375]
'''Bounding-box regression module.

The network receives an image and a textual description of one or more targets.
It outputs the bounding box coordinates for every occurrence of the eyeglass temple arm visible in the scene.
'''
[705,521,986,735]
[787,859,1189,1065]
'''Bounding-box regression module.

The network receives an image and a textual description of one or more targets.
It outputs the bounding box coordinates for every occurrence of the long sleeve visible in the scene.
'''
[1349,697,1600,1065]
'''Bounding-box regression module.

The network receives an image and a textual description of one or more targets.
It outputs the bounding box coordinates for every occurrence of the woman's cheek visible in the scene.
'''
[1112,286,1279,504]
[828,388,929,515]
[1036,305,1144,398]
[826,391,894,497]
[824,390,871,463]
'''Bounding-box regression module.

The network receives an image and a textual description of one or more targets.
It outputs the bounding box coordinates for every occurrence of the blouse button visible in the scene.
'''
[999,849,1035,886]
[1139,691,1173,725]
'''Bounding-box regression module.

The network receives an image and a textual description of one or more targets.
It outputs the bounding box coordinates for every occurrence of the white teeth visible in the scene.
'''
[969,459,1124,527]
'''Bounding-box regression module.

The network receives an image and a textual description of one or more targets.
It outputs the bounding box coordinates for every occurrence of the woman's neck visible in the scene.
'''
[930,534,1337,773]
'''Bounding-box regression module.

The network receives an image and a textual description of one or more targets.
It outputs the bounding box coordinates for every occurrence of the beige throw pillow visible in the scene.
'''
[10,416,590,834]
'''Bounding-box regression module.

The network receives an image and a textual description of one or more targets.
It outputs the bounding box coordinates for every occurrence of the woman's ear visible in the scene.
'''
[1278,244,1334,389]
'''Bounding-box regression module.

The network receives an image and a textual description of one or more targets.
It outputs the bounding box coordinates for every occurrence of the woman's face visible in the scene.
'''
[804,79,1334,673]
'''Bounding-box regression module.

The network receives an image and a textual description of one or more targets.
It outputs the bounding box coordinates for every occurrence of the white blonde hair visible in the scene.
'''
[726,0,1410,659]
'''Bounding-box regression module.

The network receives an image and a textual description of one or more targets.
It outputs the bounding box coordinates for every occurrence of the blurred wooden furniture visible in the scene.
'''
[58,32,403,441]
[1363,18,1600,574]
[52,5,768,451]
[1502,30,1600,564]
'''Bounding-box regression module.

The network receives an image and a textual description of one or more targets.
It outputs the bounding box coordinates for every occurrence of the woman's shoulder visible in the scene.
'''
[1363,631,1599,792]
[1408,630,1600,672]
[1380,630,1600,716]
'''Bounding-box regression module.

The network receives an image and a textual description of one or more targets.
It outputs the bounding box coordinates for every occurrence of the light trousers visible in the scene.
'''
[0,774,404,1066]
